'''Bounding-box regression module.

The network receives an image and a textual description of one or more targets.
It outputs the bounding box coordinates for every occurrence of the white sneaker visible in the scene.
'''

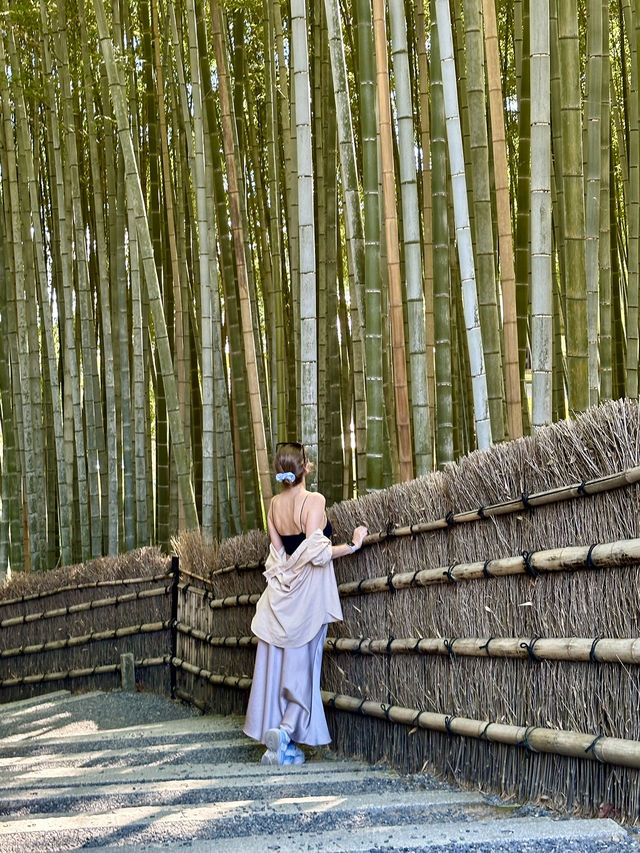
[260,748,279,765]
[264,727,290,765]
[283,743,305,765]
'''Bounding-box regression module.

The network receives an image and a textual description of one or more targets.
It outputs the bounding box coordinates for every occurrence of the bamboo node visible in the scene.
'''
[479,638,494,656]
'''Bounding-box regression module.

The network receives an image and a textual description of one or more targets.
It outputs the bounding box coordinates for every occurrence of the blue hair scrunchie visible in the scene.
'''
[276,472,296,483]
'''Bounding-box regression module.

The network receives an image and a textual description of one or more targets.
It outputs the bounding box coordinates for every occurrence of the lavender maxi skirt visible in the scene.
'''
[243,624,330,746]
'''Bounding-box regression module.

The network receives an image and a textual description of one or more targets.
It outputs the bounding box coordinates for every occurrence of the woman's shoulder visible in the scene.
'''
[303,490,326,508]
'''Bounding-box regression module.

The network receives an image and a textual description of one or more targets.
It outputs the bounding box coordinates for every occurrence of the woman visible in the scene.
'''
[244,441,368,766]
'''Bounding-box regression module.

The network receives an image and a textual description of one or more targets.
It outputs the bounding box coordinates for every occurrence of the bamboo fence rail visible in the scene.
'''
[321,691,640,769]
[0,621,169,660]
[175,632,640,664]
[174,538,640,609]
[0,656,167,689]
[0,574,172,609]
[0,586,171,629]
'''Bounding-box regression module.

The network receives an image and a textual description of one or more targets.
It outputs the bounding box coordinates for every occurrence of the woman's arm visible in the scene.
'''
[332,525,368,559]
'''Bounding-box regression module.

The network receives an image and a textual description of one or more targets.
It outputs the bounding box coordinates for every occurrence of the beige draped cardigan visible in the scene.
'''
[250,529,343,648]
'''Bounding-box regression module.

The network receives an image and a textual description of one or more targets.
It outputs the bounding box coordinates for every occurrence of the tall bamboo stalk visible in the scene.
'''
[372,0,414,480]
[435,0,492,450]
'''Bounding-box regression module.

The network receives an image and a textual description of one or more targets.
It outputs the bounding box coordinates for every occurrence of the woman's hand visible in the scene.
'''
[351,525,368,550]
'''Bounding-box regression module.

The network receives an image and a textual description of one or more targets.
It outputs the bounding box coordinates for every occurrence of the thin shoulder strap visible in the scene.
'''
[298,493,310,531]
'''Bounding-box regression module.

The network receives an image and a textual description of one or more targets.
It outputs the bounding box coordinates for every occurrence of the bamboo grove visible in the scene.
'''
[0,0,636,573]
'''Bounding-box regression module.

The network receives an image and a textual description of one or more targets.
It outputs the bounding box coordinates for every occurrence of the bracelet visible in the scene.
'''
[349,541,358,553]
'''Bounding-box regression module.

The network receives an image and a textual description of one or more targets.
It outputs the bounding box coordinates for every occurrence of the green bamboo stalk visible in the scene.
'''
[93,0,198,529]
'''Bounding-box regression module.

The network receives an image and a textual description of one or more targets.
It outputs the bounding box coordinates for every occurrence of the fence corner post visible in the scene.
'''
[170,554,179,698]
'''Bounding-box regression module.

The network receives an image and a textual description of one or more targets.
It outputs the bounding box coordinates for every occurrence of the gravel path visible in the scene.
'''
[0,689,638,853]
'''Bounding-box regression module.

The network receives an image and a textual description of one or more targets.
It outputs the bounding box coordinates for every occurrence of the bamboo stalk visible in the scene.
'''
[321,691,640,769]
[210,464,640,575]
[0,574,172,609]
[0,656,167,689]
[0,586,171,629]
[0,621,169,660]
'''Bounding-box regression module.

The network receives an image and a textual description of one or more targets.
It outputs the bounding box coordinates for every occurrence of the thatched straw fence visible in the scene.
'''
[0,548,173,700]
[171,400,640,822]
[2,399,640,822]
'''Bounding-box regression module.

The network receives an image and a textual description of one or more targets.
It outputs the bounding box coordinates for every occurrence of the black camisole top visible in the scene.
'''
[280,519,333,556]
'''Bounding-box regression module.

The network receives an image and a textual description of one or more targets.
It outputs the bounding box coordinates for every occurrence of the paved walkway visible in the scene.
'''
[0,690,637,852]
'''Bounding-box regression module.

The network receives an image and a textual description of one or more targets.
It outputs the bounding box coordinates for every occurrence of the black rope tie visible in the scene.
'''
[357,697,367,715]
[381,702,393,721]
[234,563,240,574]
[589,637,601,663]
[521,492,534,511]
[477,505,486,519]
[577,481,591,497]
[585,733,606,763]
[386,573,396,592]
[328,694,337,708]
[443,563,458,583]
[357,636,368,654]
[181,583,190,596]
[521,551,538,578]
[413,637,424,652]
[385,521,395,541]
[357,578,367,596]
[519,726,539,757]
[444,714,457,735]
[409,524,417,541]
[445,511,455,527]
[586,543,597,568]
[480,721,492,740]
[443,638,457,657]
[520,636,542,662]
[479,637,494,656]
[386,636,395,654]
[412,711,424,728]
[483,559,494,579]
